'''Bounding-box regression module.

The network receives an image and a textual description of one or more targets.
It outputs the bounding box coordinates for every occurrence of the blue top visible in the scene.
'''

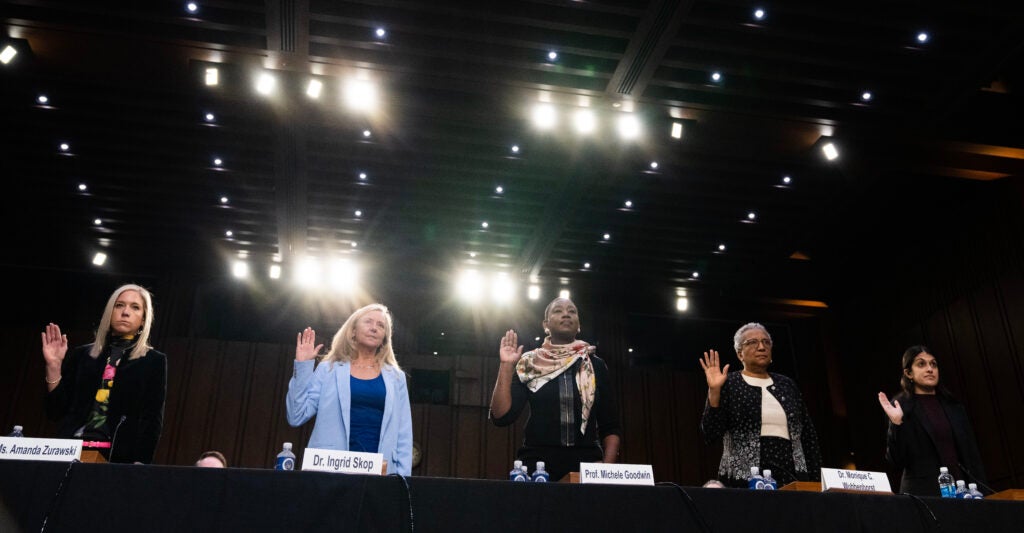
[349,373,386,453]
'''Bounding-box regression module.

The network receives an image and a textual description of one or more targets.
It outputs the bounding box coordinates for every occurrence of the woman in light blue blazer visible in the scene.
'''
[286,303,413,476]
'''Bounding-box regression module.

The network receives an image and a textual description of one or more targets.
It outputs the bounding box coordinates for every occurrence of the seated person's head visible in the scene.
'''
[195,450,227,468]
[702,479,726,488]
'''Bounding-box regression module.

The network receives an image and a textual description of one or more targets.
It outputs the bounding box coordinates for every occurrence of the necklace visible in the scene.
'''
[352,360,379,369]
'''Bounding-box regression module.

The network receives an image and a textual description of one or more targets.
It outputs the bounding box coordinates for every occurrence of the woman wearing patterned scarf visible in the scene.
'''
[490,297,622,482]
[43,284,167,464]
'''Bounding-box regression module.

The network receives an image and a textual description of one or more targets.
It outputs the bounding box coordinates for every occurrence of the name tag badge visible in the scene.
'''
[579,462,655,486]
[821,467,892,493]
[0,437,82,462]
[301,447,385,475]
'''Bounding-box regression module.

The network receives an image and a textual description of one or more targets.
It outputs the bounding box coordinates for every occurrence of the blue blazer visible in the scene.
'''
[286,359,413,476]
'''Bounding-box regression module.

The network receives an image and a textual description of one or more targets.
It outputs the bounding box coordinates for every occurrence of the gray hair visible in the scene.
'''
[733,322,771,353]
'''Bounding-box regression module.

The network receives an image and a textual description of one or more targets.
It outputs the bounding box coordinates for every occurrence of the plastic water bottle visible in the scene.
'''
[954,480,967,498]
[937,467,955,498]
[510,460,528,482]
[8,425,24,437]
[531,461,550,483]
[968,483,984,500]
[762,469,778,490]
[521,464,531,481]
[748,466,765,490]
[275,442,296,470]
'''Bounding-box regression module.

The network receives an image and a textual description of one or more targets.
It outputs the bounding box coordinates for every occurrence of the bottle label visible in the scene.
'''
[511,473,528,482]
[533,475,549,483]
[749,479,765,490]
[276,456,295,470]
[763,483,776,490]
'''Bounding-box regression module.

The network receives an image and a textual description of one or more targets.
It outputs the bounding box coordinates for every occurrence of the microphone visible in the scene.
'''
[109,415,127,462]
[958,463,997,495]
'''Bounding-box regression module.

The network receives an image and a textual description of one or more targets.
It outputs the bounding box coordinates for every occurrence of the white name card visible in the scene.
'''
[0,437,82,462]
[821,467,892,493]
[579,462,655,486]
[301,447,384,475]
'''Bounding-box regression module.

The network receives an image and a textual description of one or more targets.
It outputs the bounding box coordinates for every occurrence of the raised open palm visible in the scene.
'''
[877,392,904,425]
[699,349,729,390]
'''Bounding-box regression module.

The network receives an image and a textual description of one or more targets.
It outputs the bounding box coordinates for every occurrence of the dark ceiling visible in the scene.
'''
[3,0,1023,310]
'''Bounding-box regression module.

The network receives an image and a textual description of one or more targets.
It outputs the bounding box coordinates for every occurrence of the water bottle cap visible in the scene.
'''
[956,480,965,486]
[283,442,292,450]
[13,425,22,431]
[763,469,772,477]
[514,460,523,468]
[751,466,760,474]
[968,483,977,489]
[536,461,544,469]
[939,466,948,473]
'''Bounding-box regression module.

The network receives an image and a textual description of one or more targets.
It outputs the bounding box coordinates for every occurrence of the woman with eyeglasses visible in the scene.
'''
[700,322,821,487]
[877,346,987,496]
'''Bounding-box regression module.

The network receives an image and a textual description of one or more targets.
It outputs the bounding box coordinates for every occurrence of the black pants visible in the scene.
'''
[517,445,603,482]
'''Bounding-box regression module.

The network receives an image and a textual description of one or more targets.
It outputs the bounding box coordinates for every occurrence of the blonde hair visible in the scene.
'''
[322,303,401,371]
[89,284,155,360]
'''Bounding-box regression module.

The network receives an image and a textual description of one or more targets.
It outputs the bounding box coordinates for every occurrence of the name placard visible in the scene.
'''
[579,462,654,486]
[301,447,384,475]
[821,467,892,493]
[0,437,82,462]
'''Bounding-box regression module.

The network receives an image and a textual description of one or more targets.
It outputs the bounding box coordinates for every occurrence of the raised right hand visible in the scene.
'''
[498,329,523,363]
[699,349,729,390]
[295,327,323,362]
[877,392,904,425]
[42,323,68,368]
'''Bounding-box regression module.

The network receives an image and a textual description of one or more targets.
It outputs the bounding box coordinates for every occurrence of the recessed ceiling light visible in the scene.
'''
[93,218,102,226]
[213,157,223,166]
[362,129,371,138]
[59,143,69,151]
[650,161,658,169]
[355,210,362,217]
[917,31,929,44]
[511,144,520,153]
[37,95,49,104]
[495,186,504,194]
[603,233,610,240]
[692,271,700,279]
[186,2,198,14]
[205,112,215,122]
[747,212,757,220]
[256,72,275,95]
[225,230,233,237]
[92,252,107,266]
[861,91,873,101]
[232,260,249,279]
[573,108,596,134]
[583,262,591,269]
[531,104,557,130]
[0,45,18,65]
[481,221,489,229]
[306,79,323,99]
[78,183,87,191]
[616,113,641,139]
[528,285,540,300]
[624,200,633,208]
[220,196,229,204]
[269,264,282,279]
[344,79,378,112]
[671,122,683,139]
[375,28,386,38]
[711,72,722,82]
[547,51,558,61]
[822,141,839,161]
[351,242,358,247]
[204,67,218,86]
[783,175,792,184]
[469,252,477,258]
[359,172,367,180]
[718,244,726,251]
[754,8,766,20]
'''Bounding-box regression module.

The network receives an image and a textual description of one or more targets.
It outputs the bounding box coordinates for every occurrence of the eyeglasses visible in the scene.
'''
[741,338,772,348]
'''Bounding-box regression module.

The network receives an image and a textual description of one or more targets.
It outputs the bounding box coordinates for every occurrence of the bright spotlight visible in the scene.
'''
[344,79,378,112]
[92,252,107,266]
[572,108,596,134]
[676,296,689,312]
[186,2,199,14]
[269,264,282,279]
[491,273,515,304]
[671,122,683,139]
[616,114,641,140]
[558,289,571,300]
[822,141,839,161]
[294,257,321,288]
[531,104,557,130]
[456,270,483,302]
[0,45,17,65]
[328,259,358,292]
[528,284,541,301]
[205,67,219,86]
[256,72,276,95]
[232,260,249,279]
[306,79,323,99]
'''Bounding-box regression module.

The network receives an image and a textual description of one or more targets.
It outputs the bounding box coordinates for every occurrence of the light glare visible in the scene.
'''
[671,122,683,139]
[676,297,689,312]
[558,289,571,299]
[528,284,541,300]
[306,79,323,99]
[616,114,641,139]
[573,108,596,134]
[92,252,107,266]
[269,264,282,279]
[532,104,557,130]
[344,79,378,112]
[256,72,275,95]
[205,67,218,86]
[0,45,17,64]
[822,142,839,161]
[232,261,249,279]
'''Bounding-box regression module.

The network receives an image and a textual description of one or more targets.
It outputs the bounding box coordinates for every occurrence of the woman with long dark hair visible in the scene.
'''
[878,345,987,496]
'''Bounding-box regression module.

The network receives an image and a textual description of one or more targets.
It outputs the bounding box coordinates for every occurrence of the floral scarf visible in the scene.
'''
[516,338,596,434]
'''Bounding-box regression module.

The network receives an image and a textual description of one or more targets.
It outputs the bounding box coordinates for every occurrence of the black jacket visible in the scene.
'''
[885,393,987,496]
[46,343,167,464]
